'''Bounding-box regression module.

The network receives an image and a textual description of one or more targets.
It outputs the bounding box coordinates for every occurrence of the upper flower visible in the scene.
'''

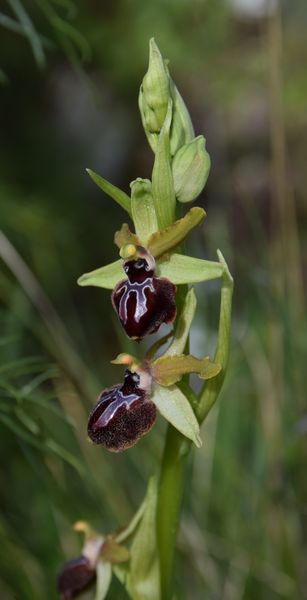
[78,205,224,341]
[112,248,176,340]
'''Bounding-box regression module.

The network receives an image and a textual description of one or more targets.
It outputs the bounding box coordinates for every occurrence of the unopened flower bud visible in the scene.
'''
[172,135,210,203]
[88,370,156,452]
[140,38,170,134]
[112,250,176,340]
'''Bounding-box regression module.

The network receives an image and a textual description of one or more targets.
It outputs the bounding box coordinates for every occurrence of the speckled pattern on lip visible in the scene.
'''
[87,370,157,451]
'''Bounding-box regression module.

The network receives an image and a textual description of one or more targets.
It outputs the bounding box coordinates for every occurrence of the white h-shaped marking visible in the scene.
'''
[118,278,155,323]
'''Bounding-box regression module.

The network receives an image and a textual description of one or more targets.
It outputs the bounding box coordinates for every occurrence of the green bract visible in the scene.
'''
[86,168,131,216]
[151,384,202,448]
[130,178,158,245]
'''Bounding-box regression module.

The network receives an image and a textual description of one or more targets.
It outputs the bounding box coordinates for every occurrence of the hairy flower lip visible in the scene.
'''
[57,555,96,600]
[87,370,156,452]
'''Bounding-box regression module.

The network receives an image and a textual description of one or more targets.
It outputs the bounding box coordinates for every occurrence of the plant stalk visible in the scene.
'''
[157,424,190,600]
[156,281,193,600]
[156,252,233,599]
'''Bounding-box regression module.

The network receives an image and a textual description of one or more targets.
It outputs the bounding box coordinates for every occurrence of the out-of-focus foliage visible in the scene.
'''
[0,0,307,598]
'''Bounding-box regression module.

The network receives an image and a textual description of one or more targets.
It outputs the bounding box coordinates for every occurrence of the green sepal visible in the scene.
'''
[151,384,201,447]
[147,207,205,258]
[86,169,131,216]
[114,224,140,249]
[172,135,210,203]
[169,80,194,157]
[77,259,124,289]
[130,178,158,245]
[152,101,176,228]
[165,288,196,356]
[126,476,160,600]
[101,538,130,564]
[157,253,224,284]
[152,354,221,386]
[95,561,112,600]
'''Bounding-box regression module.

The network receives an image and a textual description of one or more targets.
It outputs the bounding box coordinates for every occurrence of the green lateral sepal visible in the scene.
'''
[77,259,124,289]
[157,253,224,284]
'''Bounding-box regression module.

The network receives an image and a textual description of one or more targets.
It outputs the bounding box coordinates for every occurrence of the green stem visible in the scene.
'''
[156,252,233,600]
[157,425,190,600]
[156,282,193,600]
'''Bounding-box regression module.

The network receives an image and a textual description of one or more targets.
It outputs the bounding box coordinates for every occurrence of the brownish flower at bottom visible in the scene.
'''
[57,555,95,599]
[87,369,156,451]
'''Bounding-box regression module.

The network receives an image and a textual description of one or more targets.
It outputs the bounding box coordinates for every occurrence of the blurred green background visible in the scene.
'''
[0,1,306,598]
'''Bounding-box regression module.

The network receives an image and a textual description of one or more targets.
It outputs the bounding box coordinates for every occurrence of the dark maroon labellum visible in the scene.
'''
[88,370,156,452]
[57,555,95,599]
[112,256,176,340]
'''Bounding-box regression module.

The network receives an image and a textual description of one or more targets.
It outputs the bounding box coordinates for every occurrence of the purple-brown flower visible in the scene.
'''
[112,252,176,340]
[57,555,95,599]
[87,369,156,452]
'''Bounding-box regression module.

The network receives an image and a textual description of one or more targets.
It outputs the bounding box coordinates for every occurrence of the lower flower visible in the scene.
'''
[57,555,95,599]
[87,369,156,451]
